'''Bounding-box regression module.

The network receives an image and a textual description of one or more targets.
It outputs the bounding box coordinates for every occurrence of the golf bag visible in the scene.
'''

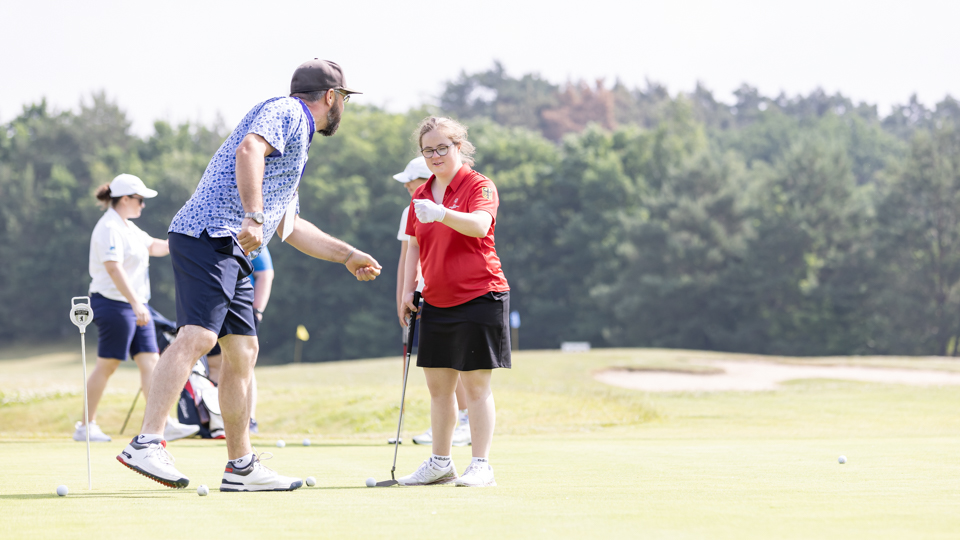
[149,305,178,353]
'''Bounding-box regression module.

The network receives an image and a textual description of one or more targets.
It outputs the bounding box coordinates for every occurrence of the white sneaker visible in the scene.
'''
[412,427,432,445]
[397,458,458,486]
[164,417,200,442]
[117,437,189,488]
[455,461,496,487]
[73,421,111,442]
[220,453,302,492]
[452,423,471,447]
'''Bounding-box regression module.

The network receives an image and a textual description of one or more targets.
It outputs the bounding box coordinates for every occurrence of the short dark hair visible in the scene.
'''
[290,90,328,103]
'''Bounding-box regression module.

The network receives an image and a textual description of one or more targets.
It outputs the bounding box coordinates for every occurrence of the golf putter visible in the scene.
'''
[377,291,421,487]
[69,296,94,490]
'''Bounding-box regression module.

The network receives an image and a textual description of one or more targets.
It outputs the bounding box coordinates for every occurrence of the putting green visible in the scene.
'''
[1,346,958,539]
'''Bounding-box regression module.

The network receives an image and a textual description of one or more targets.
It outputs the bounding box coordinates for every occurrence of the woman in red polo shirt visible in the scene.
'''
[397,117,510,488]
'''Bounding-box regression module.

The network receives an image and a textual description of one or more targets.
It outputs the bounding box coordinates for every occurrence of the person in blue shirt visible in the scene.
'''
[117,59,381,492]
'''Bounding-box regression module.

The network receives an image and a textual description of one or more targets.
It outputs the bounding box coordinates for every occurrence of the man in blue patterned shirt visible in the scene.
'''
[118,59,381,492]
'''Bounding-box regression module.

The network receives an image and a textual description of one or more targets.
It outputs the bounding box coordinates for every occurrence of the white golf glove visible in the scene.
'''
[414,199,446,223]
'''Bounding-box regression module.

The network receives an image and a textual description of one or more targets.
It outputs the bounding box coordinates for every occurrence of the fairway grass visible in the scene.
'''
[1,347,959,539]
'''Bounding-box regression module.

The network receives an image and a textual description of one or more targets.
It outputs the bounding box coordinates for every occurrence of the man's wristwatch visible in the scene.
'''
[244,211,265,224]
[254,308,264,316]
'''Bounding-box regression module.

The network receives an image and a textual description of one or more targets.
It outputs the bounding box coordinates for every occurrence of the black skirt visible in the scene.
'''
[416,291,511,371]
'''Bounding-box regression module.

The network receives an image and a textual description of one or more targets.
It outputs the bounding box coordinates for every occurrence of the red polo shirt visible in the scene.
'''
[406,165,510,308]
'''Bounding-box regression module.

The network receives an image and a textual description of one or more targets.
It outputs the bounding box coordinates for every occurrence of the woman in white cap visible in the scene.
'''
[75,174,198,443]
[393,156,471,448]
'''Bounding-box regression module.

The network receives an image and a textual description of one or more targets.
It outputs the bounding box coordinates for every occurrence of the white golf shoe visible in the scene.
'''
[73,421,111,442]
[163,417,200,442]
[455,461,496,487]
[397,458,458,486]
[451,422,471,447]
[117,436,189,488]
[220,453,302,492]
[412,427,432,445]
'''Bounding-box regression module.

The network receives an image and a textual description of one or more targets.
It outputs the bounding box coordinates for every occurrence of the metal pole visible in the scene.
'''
[391,291,420,481]
[70,297,94,491]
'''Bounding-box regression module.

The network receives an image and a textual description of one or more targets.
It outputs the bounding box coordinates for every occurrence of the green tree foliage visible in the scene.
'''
[3,74,960,359]
[870,122,960,355]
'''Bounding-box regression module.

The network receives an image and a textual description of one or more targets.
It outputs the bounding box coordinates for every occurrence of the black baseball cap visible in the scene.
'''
[290,59,361,95]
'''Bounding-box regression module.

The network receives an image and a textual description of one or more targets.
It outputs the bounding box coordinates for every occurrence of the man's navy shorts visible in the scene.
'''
[91,293,159,360]
[169,231,256,339]
[207,316,258,356]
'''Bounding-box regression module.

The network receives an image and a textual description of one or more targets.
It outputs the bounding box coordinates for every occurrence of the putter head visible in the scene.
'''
[375,479,399,487]
[70,297,94,333]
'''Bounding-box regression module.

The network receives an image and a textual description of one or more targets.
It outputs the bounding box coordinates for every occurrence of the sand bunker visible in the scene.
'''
[595,360,960,392]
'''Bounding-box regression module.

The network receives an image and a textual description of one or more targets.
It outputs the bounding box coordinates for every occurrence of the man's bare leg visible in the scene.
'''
[140,325,217,436]
[217,334,258,460]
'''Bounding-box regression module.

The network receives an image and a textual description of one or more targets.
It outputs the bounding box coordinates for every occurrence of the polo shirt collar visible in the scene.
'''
[293,98,316,144]
[447,164,472,193]
[105,206,128,227]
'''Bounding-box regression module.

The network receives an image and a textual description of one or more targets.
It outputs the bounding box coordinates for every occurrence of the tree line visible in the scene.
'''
[2,67,960,361]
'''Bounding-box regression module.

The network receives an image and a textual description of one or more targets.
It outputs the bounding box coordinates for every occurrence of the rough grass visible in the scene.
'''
[1,345,959,539]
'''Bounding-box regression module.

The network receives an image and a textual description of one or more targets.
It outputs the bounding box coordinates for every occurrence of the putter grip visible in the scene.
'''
[407,291,421,343]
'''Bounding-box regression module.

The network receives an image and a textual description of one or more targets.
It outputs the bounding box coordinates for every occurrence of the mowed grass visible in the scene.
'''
[1,345,960,539]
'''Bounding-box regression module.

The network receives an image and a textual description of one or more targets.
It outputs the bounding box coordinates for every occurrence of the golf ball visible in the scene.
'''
[305,476,316,487]
[276,439,286,448]
[56,485,68,497]
[303,438,311,446]
[365,477,376,488]
[197,485,209,496]
[838,455,847,464]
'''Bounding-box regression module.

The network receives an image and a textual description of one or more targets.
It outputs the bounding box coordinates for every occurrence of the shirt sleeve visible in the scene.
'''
[398,207,410,241]
[133,224,153,250]
[469,177,499,224]
[404,200,417,238]
[96,225,125,263]
[247,98,301,157]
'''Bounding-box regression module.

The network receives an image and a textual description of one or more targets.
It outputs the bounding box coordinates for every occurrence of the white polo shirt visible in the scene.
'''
[89,207,154,303]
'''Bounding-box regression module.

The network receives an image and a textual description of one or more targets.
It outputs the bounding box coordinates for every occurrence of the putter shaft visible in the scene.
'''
[389,291,421,482]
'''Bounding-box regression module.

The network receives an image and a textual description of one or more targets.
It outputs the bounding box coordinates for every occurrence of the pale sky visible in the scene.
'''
[3,0,957,136]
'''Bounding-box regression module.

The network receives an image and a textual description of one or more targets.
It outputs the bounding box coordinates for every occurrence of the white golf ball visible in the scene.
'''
[197,484,209,496]
[276,439,286,448]
[303,438,311,446]
[838,455,847,464]
[305,476,316,487]
[365,477,376,488]
[56,485,68,497]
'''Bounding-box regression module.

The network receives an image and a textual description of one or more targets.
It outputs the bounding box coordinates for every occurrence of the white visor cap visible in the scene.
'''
[393,157,432,183]
[110,174,158,198]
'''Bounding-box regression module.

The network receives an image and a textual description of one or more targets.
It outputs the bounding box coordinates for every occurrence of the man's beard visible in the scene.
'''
[319,102,342,137]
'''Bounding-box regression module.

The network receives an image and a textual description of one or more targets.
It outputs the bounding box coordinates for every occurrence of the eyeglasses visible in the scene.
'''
[335,89,350,103]
[129,195,145,205]
[421,144,455,158]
